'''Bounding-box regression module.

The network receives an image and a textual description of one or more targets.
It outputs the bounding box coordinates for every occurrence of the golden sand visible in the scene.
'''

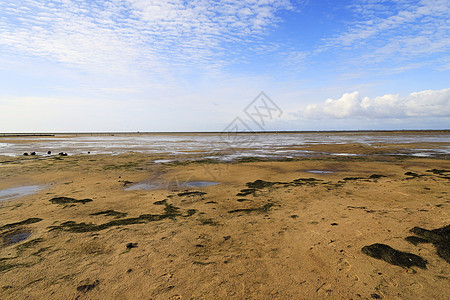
[0,145,449,299]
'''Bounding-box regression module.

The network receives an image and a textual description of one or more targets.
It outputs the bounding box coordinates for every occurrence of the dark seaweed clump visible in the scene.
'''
[406,224,450,263]
[343,177,365,181]
[0,218,42,231]
[426,169,450,175]
[77,280,99,293]
[153,199,167,205]
[246,179,283,189]
[177,191,206,197]
[291,178,322,186]
[369,174,386,179]
[50,197,92,205]
[236,188,258,197]
[228,203,273,214]
[404,172,421,178]
[90,210,127,218]
[361,243,427,269]
[49,204,195,233]
[426,169,450,179]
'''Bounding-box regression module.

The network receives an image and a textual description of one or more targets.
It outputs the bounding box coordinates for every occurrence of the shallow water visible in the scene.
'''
[124,183,160,191]
[185,181,220,187]
[306,170,334,174]
[0,185,43,201]
[1,132,449,158]
[9,232,31,244]
[125,181,219,190]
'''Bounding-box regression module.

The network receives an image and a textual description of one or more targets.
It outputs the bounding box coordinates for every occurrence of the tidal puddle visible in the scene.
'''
[153,159,173,164]
[124,183,160,191]
[9,232,31,244]
[125,181,219,191]
[185,181,219,187]
[0,185,44,201]
[306,170,334,174]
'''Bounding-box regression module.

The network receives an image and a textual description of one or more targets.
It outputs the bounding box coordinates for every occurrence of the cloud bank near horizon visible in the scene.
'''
[301,88,450,120]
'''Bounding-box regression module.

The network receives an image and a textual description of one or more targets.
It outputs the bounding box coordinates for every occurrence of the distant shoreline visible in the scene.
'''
[1,129,449,137]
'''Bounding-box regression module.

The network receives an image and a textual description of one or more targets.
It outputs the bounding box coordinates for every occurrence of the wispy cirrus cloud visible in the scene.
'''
[0,0,293,73]
[320,0,450,66]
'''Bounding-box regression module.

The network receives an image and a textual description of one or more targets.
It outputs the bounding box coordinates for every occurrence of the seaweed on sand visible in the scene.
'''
[236,188,258,197]
[292,178,323,186]
[177,191,207,197]
[50,197,92,205]
[0,218,42,231]
[90,210,127,218]
[245,179,284,189]
[228,203,274,214]
[49,204,195,233]
[361,243,428,269]
[406,224,450,263]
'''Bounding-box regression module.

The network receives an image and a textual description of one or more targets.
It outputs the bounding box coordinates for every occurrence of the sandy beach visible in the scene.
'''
[0,138,449,299]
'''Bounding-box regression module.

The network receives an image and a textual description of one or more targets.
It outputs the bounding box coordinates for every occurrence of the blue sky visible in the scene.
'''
[0,0,449,132]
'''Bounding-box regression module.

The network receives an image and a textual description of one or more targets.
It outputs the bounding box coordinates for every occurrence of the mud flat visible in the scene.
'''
[0,143,449,299]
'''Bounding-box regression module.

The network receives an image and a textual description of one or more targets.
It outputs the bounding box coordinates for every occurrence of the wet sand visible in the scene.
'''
[0,143,449,299]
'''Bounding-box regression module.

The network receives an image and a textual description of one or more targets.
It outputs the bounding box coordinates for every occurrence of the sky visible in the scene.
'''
[0,0,449,132]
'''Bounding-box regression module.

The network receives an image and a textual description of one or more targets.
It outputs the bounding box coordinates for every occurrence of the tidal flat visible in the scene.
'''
[0,137,449,299]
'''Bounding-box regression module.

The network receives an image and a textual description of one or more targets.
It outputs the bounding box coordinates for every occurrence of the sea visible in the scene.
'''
[0,131,449,161]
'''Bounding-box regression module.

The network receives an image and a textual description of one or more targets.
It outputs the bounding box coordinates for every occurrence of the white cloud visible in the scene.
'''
[303,88,450,119]
[0,0,293,73]
[320,0,450,66]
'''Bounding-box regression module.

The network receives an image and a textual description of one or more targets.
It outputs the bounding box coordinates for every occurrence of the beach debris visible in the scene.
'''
[47,151,51,155]
[126,242,137,249]
[406,224,450,263]
[369,174,386,179]
[361,243,427,269]
[30,152,36,156]
[58,152,68,156]
[331,223,338,226]
[77,280,99,293]
[23,153,28,156]
[49,197,92,205]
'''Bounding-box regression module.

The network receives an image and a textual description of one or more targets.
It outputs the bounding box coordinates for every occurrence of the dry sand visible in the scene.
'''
[0,145,449,299]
